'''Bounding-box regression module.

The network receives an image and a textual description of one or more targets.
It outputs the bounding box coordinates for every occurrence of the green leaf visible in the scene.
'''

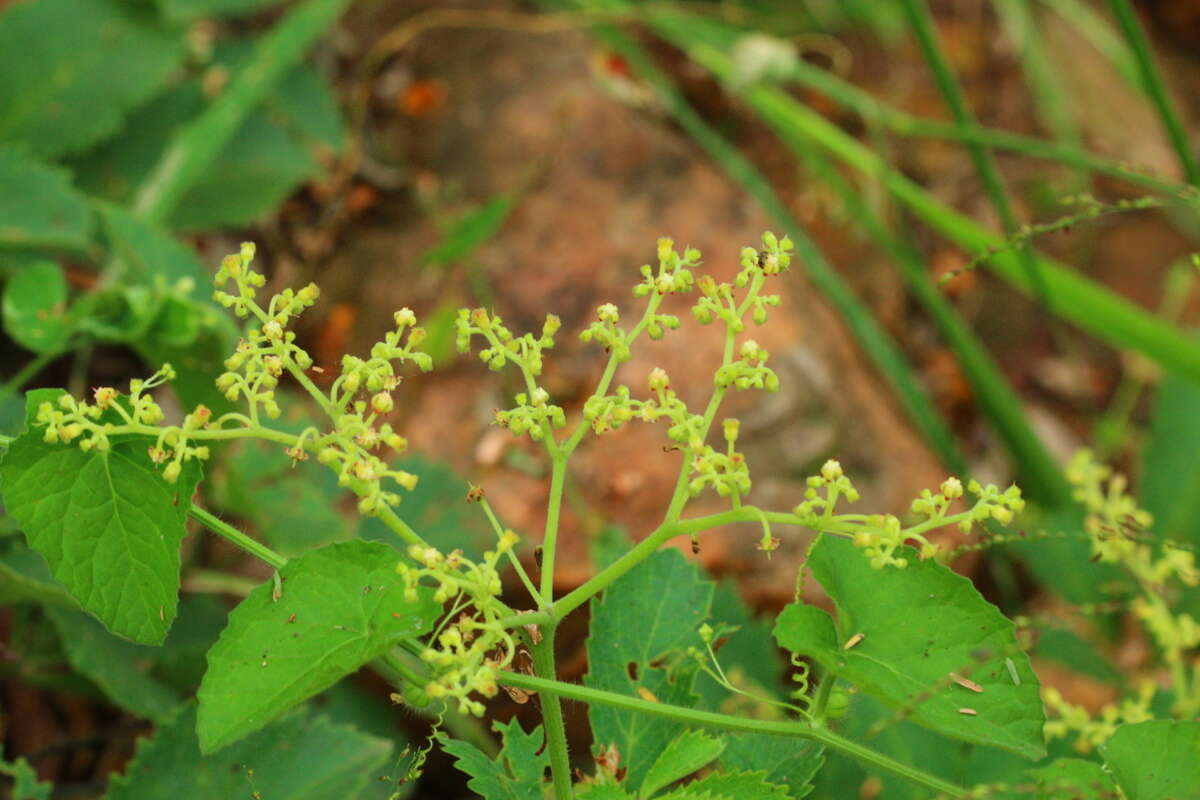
[3,261,71,353]
[0,146,93,251]
[990,758,1117,800]
[810,693,1027,799]
[97,204,208,290]
[0,540,74,607]
[1101,720,1200,800]
[440,718,549,800]
[585,549,713,788]
[196,539,439,752]
[0,0,184,158]
[1142,372,1200,549]
[718,735,824,799]
[166,110,320,231]
[0,754,52,800]
[773,536,1045,760]
[421,193,519,268]
[639,730,724,798]
[70,52,344,232]
[156,0,282,24]
[45,607,180,722]
[0,389,201,644]
[658,770,790,800]
[105,704,392,800]
[578,784,635,800]
[693,582,785,710]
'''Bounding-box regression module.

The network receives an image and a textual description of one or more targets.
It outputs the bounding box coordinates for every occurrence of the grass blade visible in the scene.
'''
[648,14,1200,385]
[806,153,1070,505]
[900,0,1049,308]
[1104,0,1199,186]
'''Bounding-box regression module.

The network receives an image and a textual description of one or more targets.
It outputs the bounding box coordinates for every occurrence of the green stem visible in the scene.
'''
[531,629,573,800]
[188,506,288,570]
[480,496,543,604]
[133,0,353,222]
[377,651,500,757]
[809,666,837,723]
[550,507,779,623]
[538,456,568,604]
[377,505,430,549]
[1105,0,1199,186]
[498,672,966,798]
[181,568,261,596]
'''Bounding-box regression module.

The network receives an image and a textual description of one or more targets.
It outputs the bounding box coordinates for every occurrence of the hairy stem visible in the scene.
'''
[531,629,573,800]
[499,671,966,798]
[188,506,288,570]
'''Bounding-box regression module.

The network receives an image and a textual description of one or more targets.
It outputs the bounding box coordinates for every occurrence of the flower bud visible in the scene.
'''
[371,392,394,414]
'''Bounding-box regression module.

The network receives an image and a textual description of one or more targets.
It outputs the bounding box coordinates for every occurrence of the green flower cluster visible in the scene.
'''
[1067,450,1199,679]
[396,534,521,716]
[455,307,566,441]
[36,365,171,450]
[1043,682,1155,752]
[792,460,1025,569]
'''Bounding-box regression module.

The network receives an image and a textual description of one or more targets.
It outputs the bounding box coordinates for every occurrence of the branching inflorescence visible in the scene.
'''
[22,232,1053,798]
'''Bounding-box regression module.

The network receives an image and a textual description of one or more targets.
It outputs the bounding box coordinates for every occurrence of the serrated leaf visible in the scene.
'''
[3,261,72,353]
[659,770,791,800]
[586,549,713,788]
[440,718,549,800]
[0,539,74,607]
[640,730,724,798]
[197,539,439,752]
[46,607,180,722]
[105,704,392,800]
[1101,720,1200,800]
[774,536,1045,760]
[0,0,184,158]
[718,735,824,799]
[0,389,201,644]
[0,146,93,251]
[0,754,52,800]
